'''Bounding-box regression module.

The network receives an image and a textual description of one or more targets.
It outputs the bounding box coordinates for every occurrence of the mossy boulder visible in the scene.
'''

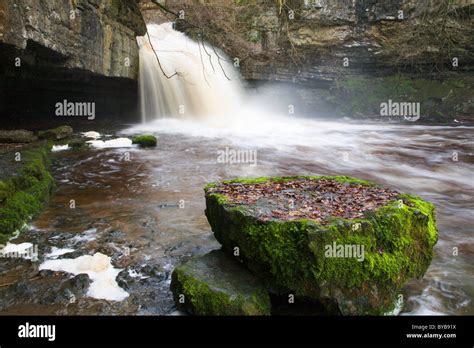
[204,176,438,315]
[54,137,88,150]
[66,138,88,149]
[170,249,271,315]
[38,126,73,140]
[132,135,157,147]
[0,144,55,243]
[0,130,37,143]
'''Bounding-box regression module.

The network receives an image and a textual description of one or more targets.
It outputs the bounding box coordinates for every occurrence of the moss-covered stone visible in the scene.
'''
[66,138,88,149]
[204,176,438,315]
[38,126,73,140]
[54,137,88,150]
[0,144,55,244]
[170,249,271,315]
[0,130,37,143]
[132,135,157,147]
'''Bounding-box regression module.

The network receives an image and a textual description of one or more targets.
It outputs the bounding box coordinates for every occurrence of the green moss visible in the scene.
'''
[216,175,375,186]
[0,144,54,240]
[68,139,87,149]
[249,29,261,43]
[38,125,73,140]
[204,175,438,315]
[172,268,269,315]
[170,250,271,315]
[234,0,250,5]
[55,138,88,149]
[132,135,157,147]
[0,180,15,203]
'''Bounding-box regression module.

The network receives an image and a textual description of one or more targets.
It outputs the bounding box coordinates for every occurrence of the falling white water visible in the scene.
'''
[137,23,243,122]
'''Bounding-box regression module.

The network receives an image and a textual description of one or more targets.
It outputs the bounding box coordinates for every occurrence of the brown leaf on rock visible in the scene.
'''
[208,178,400,225]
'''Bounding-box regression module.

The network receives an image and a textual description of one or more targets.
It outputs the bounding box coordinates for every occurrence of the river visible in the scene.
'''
[0,116,472,315]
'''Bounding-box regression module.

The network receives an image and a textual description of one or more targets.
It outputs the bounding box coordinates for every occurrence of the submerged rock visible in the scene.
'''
[38,126,73,140]
[204,176,438,315]
[0,130,37,143]
[132,135,157,147]
[170,250,271,315]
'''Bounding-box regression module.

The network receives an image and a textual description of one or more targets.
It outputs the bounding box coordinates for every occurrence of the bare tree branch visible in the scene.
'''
[145,30,178,79]
[149,0,232,81]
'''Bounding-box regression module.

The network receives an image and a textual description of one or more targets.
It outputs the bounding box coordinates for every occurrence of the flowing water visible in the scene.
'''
[0,23,472,316]
[137,23,243,122]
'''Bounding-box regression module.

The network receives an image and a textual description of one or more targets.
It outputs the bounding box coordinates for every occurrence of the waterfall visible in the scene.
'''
[137,23,243,123]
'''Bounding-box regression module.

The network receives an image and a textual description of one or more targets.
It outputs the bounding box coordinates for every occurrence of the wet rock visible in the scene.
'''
[38,269,57,277]
[65,274,91,293]
[204,175,438,315]
[38,126,73,140]
[0,130,37,143]
[140,265,166,280]
[58,251,86,260]
[170,249,271,315]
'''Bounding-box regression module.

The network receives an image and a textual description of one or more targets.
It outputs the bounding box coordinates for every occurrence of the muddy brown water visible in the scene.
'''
[0,118,472,315]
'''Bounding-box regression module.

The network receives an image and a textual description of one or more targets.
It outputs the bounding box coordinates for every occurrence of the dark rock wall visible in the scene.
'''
[0,0,147,126]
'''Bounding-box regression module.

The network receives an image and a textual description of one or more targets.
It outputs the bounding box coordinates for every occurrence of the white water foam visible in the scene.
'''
[45,247,75,259]
[87,138,133,149]
[39,252,128,301]
[71,228,98,243]
[52,144,69,152]
[81,131,101,140]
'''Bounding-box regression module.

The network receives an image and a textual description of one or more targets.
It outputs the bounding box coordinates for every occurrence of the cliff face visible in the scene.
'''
[141,0,473,83]
[0,0,146,79]
[0,0,147,126]
[141,0,473,121]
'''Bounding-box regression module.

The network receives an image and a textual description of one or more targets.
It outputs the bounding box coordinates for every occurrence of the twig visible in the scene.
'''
[145,30,178,79]
[200,36,216,74]
[212,46,231,81]
[197,39,211,87]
